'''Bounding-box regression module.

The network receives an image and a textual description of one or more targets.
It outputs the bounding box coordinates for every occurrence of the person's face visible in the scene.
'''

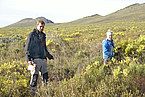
[37,23,45,32]
[109,35,113,40]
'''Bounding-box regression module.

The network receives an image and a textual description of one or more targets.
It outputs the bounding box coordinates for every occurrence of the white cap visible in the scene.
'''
[106,29,113,39]
[107,29,113,35]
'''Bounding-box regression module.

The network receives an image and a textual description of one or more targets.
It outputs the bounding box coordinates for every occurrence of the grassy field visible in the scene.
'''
[0,22,145,96]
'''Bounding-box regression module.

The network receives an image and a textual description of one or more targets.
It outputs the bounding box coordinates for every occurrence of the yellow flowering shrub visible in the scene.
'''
[0,61,30,96]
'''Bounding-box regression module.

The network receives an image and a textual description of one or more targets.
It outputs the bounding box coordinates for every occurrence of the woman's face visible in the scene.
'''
[109,35,113,40]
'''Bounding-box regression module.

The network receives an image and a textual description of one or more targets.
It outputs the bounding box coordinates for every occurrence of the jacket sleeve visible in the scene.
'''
[43,34,54,60]
[102,41,110,59]
[46,49,53,60]
[25,33,32,62]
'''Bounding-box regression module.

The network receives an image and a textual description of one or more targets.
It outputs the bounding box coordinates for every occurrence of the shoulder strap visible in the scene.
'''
[40,39,44,48]
[39,34,47,61]
[111,42,115,48]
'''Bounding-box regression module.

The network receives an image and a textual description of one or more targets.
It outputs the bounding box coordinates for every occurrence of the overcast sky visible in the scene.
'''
[0,0,145,28]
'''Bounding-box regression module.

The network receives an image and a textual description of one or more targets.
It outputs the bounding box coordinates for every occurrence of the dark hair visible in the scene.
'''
[37,20,45,25]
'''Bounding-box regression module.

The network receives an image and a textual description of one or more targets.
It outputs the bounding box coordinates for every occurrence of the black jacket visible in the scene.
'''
[25,29,53,62]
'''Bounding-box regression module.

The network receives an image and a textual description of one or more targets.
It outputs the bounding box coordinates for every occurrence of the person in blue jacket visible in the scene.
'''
[102,29,115,65]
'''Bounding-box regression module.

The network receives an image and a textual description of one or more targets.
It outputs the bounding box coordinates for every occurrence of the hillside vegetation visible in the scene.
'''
[0,21,145,96]
[64,3,145,25]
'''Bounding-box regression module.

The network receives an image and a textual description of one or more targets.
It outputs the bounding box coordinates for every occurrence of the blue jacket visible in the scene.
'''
[102,38,115,59]
[25,29,53,62]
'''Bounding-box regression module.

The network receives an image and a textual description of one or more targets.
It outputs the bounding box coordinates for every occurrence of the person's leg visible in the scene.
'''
[30,59,41,95]
[40,59,48,87]
[30,72,38,95]
[104,58,112,75]
[42,72,48,87]
[104,58,108,65]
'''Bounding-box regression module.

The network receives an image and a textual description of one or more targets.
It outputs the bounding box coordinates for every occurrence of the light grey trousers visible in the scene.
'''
[30,58,48,93]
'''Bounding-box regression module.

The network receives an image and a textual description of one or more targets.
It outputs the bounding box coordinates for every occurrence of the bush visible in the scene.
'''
[0,61,30,96]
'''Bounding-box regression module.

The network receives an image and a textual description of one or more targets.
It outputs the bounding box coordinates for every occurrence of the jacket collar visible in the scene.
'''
[33,29,43,34]
[105,38,113,42]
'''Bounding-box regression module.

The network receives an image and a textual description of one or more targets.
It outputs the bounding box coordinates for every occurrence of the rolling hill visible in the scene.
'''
[7,17,54,27]
[64,3,145,25]
[6,3,145,27]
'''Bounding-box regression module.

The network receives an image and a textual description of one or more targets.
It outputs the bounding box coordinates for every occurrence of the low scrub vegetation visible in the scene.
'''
[0,22,145,96]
